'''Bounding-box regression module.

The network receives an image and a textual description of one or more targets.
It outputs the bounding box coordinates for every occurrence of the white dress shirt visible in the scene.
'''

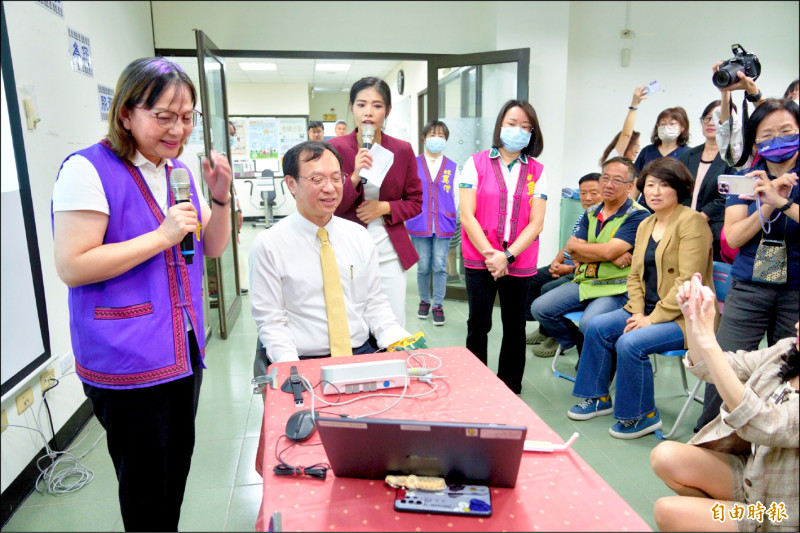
[249,212,410,363]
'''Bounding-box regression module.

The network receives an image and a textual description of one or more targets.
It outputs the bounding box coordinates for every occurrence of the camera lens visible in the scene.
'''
[712,70,733,89]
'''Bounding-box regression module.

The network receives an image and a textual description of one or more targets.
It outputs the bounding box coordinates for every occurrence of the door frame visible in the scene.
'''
[194,30,242,339]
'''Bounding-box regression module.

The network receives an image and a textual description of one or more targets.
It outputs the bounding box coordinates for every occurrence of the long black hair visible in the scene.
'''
[777,344,799,382]
[737,98,800,167]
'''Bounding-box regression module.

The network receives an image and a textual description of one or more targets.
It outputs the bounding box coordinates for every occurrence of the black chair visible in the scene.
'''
[252,169,276,228]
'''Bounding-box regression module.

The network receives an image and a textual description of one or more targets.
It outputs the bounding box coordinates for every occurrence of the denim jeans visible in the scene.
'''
[572,308,685,421]
[411,235,452,307]
[530,281,628,352]
[465,268,530,394]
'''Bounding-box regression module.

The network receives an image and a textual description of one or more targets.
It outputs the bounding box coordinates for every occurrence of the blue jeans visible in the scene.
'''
[411,235,451,306]
[572,308,684,420]
[530,281,628,351]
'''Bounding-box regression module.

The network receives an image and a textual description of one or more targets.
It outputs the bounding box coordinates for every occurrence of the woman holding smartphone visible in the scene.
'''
[695,98,799,431]
[328,77,423,327]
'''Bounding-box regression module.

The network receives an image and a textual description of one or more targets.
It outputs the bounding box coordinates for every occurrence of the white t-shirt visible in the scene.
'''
[459,152,548,243]
[52,150,207,215]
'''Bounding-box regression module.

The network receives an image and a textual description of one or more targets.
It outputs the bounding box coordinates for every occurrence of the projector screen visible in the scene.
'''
[1,16,51,397]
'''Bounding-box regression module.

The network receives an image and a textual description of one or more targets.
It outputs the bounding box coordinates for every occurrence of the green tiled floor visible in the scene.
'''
[2,224,705,531]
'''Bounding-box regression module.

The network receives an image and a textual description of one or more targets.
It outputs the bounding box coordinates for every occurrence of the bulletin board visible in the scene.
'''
[230,115,307,174]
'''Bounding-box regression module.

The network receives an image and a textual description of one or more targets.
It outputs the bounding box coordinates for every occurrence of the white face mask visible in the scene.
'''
[657,125,681,142]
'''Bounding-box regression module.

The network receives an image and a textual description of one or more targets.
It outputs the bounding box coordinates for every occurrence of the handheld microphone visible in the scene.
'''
[362,124,375,150]
[169,168,195,264]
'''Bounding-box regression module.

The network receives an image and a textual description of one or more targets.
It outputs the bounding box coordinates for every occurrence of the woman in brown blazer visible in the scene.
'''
[566,157,715,439]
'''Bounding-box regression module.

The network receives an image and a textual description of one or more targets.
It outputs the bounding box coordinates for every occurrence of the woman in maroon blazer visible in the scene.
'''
[328,77,423,328]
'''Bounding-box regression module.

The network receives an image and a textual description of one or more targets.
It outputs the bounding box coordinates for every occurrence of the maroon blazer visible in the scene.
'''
[329,130,423,270]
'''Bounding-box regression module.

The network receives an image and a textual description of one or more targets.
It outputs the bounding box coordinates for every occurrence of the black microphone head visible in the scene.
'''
[362,124,374,147]
[170,168,192,202]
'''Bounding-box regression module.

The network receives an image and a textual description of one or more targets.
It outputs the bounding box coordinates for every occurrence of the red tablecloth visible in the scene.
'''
[255,347,651,531]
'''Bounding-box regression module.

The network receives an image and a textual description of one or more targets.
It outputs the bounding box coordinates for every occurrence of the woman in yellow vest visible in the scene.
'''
[566,157,716,439]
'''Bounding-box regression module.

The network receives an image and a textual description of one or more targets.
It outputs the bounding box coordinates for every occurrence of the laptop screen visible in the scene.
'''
[316,417,527,488]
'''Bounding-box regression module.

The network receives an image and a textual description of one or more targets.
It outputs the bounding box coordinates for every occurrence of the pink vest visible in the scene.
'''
[461,150,543,277]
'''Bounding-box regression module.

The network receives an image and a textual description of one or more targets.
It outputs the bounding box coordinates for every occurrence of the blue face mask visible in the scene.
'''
[757,133,799,163]
[425,137,446,154]
[500,126,532,153]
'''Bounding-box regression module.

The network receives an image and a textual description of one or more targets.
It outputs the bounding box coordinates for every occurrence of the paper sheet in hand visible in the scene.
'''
[359,144,394,188]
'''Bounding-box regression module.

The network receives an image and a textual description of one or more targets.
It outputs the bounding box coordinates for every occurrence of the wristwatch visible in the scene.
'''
[504,249,516,264]
[745,90,762,103]
[776,198,794,212]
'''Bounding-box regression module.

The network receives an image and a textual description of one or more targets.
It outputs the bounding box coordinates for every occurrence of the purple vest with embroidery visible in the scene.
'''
[52,140,205,389]
[406,155,458,238]
[461,150,544,277]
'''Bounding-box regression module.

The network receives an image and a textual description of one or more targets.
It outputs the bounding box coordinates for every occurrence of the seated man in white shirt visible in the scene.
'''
[250,141,410,373]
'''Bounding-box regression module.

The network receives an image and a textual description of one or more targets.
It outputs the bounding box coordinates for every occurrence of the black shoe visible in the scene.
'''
[432,305,445,326]
[417,301,431,319]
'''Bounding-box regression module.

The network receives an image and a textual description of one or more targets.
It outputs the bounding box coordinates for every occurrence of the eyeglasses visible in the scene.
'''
[756,129,799,143]
[297,174,346,187]
[134,106,202,128]
[700,116,714,124]
[657,121,680,128]
[599,176,633,186]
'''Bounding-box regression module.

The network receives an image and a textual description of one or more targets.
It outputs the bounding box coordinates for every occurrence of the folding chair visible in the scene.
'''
[551,311,583,382]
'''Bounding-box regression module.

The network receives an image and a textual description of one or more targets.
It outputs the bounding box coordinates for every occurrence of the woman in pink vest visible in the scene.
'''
[459,100,547,393]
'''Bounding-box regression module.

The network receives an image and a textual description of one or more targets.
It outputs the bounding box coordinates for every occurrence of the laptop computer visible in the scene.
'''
[316,416,527,488]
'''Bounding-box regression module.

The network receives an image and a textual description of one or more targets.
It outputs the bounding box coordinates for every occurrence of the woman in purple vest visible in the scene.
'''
[51,57,232,531]
[406,119,459,326]
[459,100,548,394]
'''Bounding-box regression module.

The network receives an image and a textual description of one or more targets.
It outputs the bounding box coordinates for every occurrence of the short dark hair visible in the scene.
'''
[600,130,641,165]
[784,79,799,99]
[601,156,637,182]
[107,57,196,161]
[737,98,800,167]
[228,120,236,134]
[491,100,543,158]
[651,107,690,147]
[578,172,601,186]
[308,121,324,131]
[282,141,342,180]
[349,76,391,107]
[421,119,449,140]
[637,157,694,203]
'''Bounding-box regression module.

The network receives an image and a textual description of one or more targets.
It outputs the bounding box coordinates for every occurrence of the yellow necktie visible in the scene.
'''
[317,228,352,357]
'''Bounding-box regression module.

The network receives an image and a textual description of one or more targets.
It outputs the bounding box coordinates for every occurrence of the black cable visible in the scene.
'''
[272,435,330,480]
[43,396,59,452]
[42,378,60,452]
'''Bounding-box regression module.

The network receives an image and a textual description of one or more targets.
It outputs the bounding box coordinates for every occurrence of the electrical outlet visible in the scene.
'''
[16,388,34,415]
[1,410,7,433]
[40,368,56,392]
[60,353,74,374]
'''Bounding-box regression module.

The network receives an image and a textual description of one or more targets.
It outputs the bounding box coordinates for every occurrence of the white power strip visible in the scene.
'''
[319,359,408,395]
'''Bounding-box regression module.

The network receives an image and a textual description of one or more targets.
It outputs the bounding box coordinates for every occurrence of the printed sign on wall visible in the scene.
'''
[36,0,63,17]
[68,28,93,77]
[97,84,113,122]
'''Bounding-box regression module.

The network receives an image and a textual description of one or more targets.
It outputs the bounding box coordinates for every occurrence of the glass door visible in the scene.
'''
[426,49,530,301]
[194,30,241,339]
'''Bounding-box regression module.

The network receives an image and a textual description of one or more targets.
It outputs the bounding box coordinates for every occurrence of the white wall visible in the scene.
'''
[226,82,309,116]
[0,1,154,492]
[308,91,349,124]
[152,1,497,53]
[385,60,428,154]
